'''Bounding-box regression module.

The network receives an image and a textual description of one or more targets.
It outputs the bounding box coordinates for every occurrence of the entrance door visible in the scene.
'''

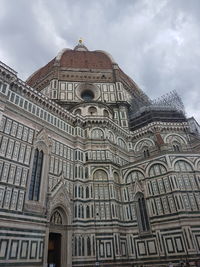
[48,233,61,267]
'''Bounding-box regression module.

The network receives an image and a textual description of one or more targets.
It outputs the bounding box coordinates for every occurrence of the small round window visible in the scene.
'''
[81,90,94,101]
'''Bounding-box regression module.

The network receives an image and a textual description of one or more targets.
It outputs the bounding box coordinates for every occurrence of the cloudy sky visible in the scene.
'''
[1,0,200,121]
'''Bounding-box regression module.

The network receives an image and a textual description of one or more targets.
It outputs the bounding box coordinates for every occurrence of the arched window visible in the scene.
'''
[112,204,115,217]
[86,206,90,218]
[75,205,77,218]
[174,160,193,172]
[81,186,84,198]
[82,237,85,255]
[165,134,186,148]
[87,237,91,256]
[93,170,108,181]
[86,187,89,198]
[78,205,81,218]
[134,138,154,152]
[75,166,78,178]
[78,186,81,197]
[143,146,150,158]
[78,237,81,256]
[93,170,109,203]
[118,138,127,150]
[88,106,97,115]
[85,167,88,179]
[74,185,77,198]
[29,148,44,201]
[74,236,77,256]
[81,205,84,218]
[85,153,88,162]
[108,131,115,143]
[126,170,144,183]
[114,172,120,183]
[172,141,181,152]
[149,164,167,177]
[91,128,104,139]
[135,193,150,232]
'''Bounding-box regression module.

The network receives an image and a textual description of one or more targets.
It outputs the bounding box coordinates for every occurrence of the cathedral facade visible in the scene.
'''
[0,41,200,267]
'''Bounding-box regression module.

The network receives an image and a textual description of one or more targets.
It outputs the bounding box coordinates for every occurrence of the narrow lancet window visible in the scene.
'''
[135,193,150,232]
[29,148,44,201]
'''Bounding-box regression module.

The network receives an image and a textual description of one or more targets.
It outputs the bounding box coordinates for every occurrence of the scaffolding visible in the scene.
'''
[130,90,185,118]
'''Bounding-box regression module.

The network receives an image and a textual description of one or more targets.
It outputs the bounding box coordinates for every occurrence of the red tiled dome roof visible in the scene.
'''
[26,44,115,87]
[59,50,113,69]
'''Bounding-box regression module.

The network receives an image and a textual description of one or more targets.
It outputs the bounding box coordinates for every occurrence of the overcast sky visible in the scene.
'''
[0,0,200,121]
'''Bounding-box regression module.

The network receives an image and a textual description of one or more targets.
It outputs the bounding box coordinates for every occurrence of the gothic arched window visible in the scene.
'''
[74,236,77,256]
[78,237,81,256]
[82,237,85,255]
[173,141,181,152]
[86,206,90,218]
[85,167,88,179]
[86,187,89,198]
[28,148,44,201]
[87,237,91,256]
[135,193,150,232]
[75,205,77,218]
[143,146,150,158]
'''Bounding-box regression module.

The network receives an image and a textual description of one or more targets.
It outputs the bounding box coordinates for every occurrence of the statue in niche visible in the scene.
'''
[50,210,62,225]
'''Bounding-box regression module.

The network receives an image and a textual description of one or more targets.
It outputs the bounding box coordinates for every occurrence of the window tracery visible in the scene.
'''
[174,160,193,172]
[172,141,181,152]
[118,138,127,150]
[134,138,154,152]
[93,170,108,181]
[149,164,167,177]
[126,170,144,183]
[91,128,104,139]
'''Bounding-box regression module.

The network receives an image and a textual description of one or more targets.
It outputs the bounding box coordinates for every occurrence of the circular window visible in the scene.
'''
[81,90,94,101]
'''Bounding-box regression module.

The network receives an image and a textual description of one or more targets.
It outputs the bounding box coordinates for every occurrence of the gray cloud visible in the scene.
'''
[0,0,200,121]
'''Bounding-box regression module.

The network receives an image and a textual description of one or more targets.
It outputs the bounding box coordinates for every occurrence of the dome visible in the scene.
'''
[25,41,147,103]
[26,42,115,88]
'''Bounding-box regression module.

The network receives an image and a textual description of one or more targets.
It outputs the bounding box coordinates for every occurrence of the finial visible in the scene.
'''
[74,38,88,51]
[79,38,83,44]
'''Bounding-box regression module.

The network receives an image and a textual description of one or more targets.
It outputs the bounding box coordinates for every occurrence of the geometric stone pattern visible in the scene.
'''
[0,43,200,267]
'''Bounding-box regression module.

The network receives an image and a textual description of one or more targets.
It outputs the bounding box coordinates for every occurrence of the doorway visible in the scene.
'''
[48,233,61,267]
